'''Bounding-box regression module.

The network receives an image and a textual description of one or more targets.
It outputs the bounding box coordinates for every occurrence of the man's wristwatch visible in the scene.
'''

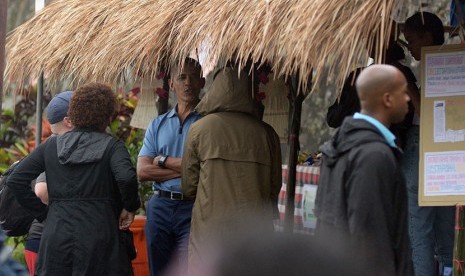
[158,155,168,168]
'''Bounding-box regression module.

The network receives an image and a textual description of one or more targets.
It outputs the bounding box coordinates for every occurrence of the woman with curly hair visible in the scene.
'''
[8,83,140,275]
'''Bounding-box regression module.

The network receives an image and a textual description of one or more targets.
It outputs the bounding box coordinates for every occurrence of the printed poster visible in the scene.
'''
[424,151,465,196]
[302,184,318,229]
[419,44,465,206]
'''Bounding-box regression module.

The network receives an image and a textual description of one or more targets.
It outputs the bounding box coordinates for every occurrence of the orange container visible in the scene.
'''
[130,215,150,276]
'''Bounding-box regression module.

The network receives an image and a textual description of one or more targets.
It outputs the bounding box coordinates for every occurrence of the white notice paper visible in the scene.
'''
[434,101,446,142]
[424,151,465,196]
[302,184,318,229]
[425,52,465,97]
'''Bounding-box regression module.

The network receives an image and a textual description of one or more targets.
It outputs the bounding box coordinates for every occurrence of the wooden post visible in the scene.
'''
[35,73,44,147]
[34,1,45,148]
[0,0,7,129]
[284,74,309,233]
[453,205,465,276]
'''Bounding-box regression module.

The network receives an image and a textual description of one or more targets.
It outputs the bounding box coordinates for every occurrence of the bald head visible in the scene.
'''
[356,64,409,125]
[357,65,406,109]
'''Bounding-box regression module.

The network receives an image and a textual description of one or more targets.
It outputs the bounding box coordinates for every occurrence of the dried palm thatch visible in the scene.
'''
[6,0,397,94]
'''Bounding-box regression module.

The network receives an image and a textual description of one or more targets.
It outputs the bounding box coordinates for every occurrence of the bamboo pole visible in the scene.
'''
[0,0,7,129]
[453,205,465,276]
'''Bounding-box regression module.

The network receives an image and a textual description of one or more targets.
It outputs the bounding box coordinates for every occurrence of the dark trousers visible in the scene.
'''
[145,195,194,276]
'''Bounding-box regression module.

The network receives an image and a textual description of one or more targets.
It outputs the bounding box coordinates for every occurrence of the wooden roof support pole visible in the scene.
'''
[34,1,45,148]
[453,205,465,275]
[35,73,44,148]
[284,73,309,233]
[0,0,7,129]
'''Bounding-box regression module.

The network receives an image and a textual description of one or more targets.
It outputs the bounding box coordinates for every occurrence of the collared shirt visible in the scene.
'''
[139,106,201,192]
[353,112,397,148]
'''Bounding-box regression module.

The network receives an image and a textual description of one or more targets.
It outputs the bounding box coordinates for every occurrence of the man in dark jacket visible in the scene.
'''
[314,64,413,275]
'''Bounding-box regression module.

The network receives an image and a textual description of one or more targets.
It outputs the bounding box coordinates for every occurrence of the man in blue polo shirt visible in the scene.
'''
[315,64,413,275]
[137,58,205,276]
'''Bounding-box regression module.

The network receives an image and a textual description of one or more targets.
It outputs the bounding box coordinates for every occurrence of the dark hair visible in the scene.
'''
[170,57,202,77]
[386,42,405,62]
[68,83,116,131]
[405,12,444,45]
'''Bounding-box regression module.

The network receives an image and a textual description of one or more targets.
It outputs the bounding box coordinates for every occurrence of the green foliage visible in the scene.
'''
[108,89,153,214]
[0,87,52,173]
[0,149,14,173]
[5,236,27,266]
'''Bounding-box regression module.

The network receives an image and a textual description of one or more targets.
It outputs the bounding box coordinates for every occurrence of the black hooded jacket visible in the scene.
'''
[8,129,140,275]
[314,117,412,276]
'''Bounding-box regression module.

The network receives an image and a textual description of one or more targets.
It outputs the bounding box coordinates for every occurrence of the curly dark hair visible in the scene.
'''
[68,83,116,131]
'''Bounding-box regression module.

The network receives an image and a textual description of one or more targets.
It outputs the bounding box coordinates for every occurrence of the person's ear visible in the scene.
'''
[63,116,73,128]
[383,92,393,108]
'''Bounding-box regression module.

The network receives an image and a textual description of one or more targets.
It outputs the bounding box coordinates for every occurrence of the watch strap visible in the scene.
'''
[158,155,168,168]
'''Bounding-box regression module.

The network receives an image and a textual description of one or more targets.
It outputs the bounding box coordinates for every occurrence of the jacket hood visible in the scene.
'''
[57,130,114,165]
[320,117,389,166]
[196,67,256,116]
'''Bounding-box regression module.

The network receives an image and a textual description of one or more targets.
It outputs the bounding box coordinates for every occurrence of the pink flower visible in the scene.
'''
[130,87,141,95]
[156,71,166,80]
[257,71,269,84]
[256,92,266,102]
[156,88,168,99]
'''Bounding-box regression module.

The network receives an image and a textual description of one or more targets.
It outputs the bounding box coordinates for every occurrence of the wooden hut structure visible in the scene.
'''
[4,0,403,234]
[4,0,465,273]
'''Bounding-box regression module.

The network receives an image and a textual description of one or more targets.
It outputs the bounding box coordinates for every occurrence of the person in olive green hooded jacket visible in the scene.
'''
[181,66,282,274]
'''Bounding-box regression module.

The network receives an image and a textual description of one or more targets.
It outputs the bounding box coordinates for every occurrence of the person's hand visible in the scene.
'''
[35,181,49,205]
[119,208,135,230]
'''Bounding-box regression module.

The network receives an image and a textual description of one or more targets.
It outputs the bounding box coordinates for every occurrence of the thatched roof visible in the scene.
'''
[6,0,398,93]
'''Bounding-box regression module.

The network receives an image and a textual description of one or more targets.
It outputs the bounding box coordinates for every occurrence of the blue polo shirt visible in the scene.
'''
[353,112,396,148]
[139,106,201,192]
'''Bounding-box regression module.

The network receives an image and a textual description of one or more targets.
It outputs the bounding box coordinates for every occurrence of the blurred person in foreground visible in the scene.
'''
[180,218,364,276]
[181,65,282,274]
[8,83,140,275]
[403,12,454,276]
[24,91,74,276]
[315,64,413,275]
